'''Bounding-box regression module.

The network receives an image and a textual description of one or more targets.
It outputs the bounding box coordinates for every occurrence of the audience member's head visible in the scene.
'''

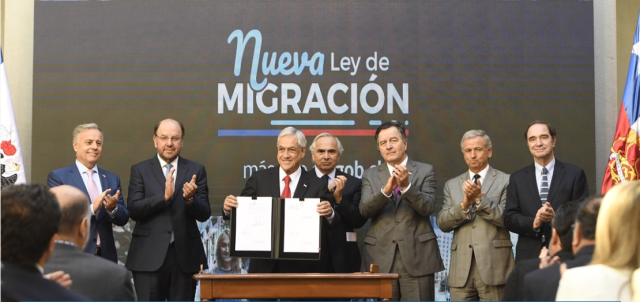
[50,185,92,249]
[591,182,640,270]
[571,196,601,254]
[1,184,62,267]
[550,200,581,256]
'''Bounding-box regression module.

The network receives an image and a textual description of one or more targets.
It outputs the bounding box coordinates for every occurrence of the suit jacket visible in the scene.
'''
[1,262,85,301]
[436,166,514,287]
[504,159,588,261]
[229,166,338,273]
[359,158,444,276]
[502,249,573,301]
[48,164,130,262]
[311,167,367,273]
[126,156,210,273]
[522,245,595,301]
[44,242,136,301]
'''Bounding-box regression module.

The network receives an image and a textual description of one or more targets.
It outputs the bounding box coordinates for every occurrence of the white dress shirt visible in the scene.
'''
[534,157,555,194]
[157,154,179,187]
[75,160,116,217]
[279,166,302,197]
[381,155,411,198]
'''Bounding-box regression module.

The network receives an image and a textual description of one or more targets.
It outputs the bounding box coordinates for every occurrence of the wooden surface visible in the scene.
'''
[194,272,399,301]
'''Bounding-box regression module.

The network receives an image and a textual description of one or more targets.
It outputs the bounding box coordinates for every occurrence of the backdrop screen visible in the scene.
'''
[33,0,596,213]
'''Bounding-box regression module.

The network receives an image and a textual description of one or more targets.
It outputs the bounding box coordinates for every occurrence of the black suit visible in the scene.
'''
[44,242,136,301]
[228,166,338,273]
[504,160,588,261]
[1,262,85,301]
[126,156,210,300]
[311,168,367,273]
[522,245,595,301]
[502,249,573,301]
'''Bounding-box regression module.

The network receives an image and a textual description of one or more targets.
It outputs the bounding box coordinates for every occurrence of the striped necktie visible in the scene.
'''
[540,167,549,204]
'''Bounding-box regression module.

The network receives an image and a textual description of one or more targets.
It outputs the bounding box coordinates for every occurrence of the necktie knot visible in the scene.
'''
[86,169,94,177]
[321,174,330,186]
[473,174,481,185]
[164,163,173,179]
[542,167,548,175]
[282,175,292,198]
[284,175,291,185]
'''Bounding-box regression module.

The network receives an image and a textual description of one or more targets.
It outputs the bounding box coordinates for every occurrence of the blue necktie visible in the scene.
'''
[473,174,481,185]
[540,167,549,204]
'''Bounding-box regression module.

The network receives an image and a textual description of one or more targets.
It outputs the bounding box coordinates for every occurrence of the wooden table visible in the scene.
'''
[194,272,399,301]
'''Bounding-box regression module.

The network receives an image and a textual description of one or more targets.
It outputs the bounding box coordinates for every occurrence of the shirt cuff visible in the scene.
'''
[381,187,392,198]
[325,209,335,222]
[107,206,118,218]
[223,208,230,216]
[400,183,412,194]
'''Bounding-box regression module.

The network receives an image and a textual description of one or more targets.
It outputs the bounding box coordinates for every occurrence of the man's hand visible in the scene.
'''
[183,175,197,200]
[164,168,175,202]
[103,190,120,212]
[533,202,554,228]
[330,175,347,203]
[317,200,333,217]
[461,180,482,208]
[92,189,112,214]
[382,174,397,196]
[224,195,238,212]
[392,164,410,190]
[44,271,72,289]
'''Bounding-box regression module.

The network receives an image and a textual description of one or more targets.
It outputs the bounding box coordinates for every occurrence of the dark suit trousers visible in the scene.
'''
[132,243,197,301]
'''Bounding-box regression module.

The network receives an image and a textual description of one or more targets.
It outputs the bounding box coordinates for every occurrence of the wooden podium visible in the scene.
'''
[194,265,399,301]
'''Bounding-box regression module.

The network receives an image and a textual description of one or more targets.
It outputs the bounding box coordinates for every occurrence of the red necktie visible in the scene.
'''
[282,175,291,198]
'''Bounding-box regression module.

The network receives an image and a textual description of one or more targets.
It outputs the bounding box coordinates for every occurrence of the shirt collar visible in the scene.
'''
[157,154,179,168]
[315,167,337,181]
[469,164,490,181]
[534,157,556,173]
[386,156,409,175]
[75,160,98,175]
[35,264,44,275]
[279,165,302,181]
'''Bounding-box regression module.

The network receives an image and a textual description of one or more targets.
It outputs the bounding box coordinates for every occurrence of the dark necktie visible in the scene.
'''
[540,167,549,205]
[473,174,481,185]
[321,174,330,188]
[282,175,291,198]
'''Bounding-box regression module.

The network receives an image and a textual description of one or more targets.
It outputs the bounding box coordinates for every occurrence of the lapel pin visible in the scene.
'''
[304,184,307,187]
[102,174,106,178]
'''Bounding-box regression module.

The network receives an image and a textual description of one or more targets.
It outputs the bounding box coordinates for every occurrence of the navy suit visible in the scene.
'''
[48,164,130,262]
[311,167,367,273]
[504,160,588,261]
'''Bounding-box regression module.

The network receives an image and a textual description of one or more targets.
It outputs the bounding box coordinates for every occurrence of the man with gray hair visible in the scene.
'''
[44,185,136,301]
[48,123,129,263]
[224,127,338,273]
[309,133,367,273]
[437,129,514,300]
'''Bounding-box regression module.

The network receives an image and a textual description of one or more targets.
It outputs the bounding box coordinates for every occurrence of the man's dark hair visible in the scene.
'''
[576,196,602,240]
[1,184,61,267]
[524,120,557,140]
[375,121,407,143]
[552,201,581,252]
[58,194,90,236]
[154,119,185,137]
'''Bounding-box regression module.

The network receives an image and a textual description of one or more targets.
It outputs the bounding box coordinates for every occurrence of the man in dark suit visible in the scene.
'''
[48,123,130,263]
[359,121,444,301]
[1,184,84,301]
[504,120,589,262]
[502,200,580,300]
[522,197,600,301]
[309,133,367,273]
[223,127,338,273]
[126,118,211,301]
[44,185,137,301]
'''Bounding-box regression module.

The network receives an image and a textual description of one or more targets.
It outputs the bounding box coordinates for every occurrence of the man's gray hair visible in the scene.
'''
[72,123,102,143]
[277,127,307,149]
[309,133,344,155]
[460,129,492,152]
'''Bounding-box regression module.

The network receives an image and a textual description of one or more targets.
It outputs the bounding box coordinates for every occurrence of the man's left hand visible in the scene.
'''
[183,175,197,200]
[317,200,333,217]
[392,164,410,190]
[330,175,347,203]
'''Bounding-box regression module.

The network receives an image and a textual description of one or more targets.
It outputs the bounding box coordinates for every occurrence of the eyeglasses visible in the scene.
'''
[155,135,182,143]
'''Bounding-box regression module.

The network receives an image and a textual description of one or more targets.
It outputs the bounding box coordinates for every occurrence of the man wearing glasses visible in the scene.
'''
[126,118,211,301]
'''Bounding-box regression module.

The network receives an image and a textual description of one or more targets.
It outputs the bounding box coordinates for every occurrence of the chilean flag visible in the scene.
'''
[602,10,640,194]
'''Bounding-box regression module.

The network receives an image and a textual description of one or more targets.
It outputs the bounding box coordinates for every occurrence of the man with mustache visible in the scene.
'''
[504,121,589,262]
[48,123,130,263]
[126,118,211,301]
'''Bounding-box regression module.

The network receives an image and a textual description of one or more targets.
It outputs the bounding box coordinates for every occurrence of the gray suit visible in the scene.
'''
[437,166,514,300]
[44,242,137,301]
[360,158,444,300]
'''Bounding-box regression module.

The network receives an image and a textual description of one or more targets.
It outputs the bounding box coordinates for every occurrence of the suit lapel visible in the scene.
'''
[97,168,108,192]
[269,166,281,198]
[525,164,540,206]
[150,156,166,189]
[68,164,90,197]
[547,160,565,205]
[293,168,310,198]
[481,166,497,195]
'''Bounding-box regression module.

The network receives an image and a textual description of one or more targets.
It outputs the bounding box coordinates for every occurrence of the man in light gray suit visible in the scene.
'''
[360,121,444,301]
[44,185,137,301]
[437,130,514,300]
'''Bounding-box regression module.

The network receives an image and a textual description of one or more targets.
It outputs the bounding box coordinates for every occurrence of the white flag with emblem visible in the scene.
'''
[1,50,27,190]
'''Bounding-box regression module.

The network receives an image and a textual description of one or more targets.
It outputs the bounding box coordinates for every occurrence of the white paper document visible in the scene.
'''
[234,196,272,251]
[283,198,321,253]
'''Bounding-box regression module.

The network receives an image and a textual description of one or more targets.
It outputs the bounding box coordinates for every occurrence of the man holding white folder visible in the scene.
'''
[223,127,339,273]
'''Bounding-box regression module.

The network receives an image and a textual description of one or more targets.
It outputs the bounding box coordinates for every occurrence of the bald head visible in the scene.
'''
[50,185,90,237]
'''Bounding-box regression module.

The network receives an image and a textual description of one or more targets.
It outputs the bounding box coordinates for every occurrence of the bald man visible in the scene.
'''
[126,118,210,301]
[44,185,136,301]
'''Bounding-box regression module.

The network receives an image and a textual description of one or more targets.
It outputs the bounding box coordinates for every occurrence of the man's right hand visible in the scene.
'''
[92,189,112,214]
[382,174,397,197]
[224,195,238,212]
[164,168,175,202]
[44,270,72,289]
[533,202,554,228]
